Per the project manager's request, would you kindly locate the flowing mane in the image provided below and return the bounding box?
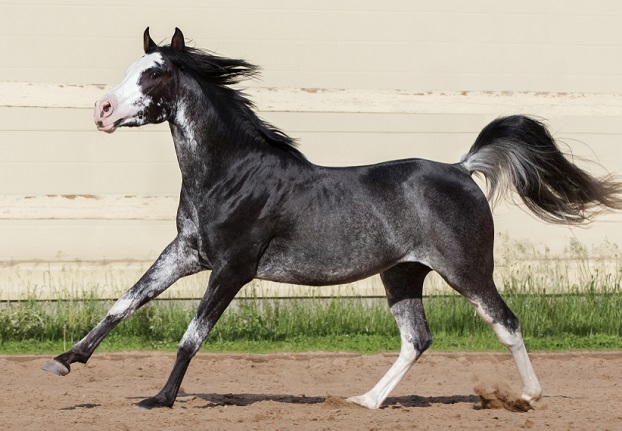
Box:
[158,45,308,162]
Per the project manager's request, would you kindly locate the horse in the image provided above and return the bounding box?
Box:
[43,27,622,410]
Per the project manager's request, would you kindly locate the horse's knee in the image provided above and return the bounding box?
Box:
[488,311,523,349]
[415,332,433,353]
[401,331,432,362]
[391,297,432,352]
[178,319,208,357]
[493,322,524,350]
[178,337,201,358]
[470,297,523,348]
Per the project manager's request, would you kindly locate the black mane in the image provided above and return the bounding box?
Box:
[158,45,307,162]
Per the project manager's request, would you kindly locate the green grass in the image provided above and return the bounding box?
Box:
[1,237,621,355]
[1,287,621,355]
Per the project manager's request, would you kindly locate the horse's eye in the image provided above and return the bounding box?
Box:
[150,71,161,80]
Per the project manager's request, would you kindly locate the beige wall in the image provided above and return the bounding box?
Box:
[3,1,622,92]
[1,1,622,298]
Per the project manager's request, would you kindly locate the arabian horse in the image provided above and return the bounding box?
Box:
[43,28,622,410]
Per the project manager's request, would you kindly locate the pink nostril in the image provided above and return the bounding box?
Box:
[99,100,114,118]
[94,97,117,127]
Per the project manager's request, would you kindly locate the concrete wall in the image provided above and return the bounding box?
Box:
[1,1,621,299]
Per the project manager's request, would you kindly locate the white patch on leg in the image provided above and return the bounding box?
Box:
[180,319,201,346]
[179,318,212,355]
[347,330,419,409]
[470,300,542,405]
[108,297,135,318]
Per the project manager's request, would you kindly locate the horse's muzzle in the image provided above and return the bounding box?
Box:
[94,96,120,133]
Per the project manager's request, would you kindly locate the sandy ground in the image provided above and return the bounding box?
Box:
[1,350,620,430]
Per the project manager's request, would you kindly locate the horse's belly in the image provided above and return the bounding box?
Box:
[255,261,379,286]
[255,241,405,286]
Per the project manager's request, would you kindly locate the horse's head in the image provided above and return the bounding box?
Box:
[94,28,183,133]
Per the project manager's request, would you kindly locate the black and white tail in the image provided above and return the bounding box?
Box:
[461,115,622,225]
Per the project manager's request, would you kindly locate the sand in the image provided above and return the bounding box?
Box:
[2,350,621,430]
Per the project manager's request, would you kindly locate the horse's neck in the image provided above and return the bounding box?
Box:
[169,86,255,191]
[169,114,204,187]
[169,81,306,195]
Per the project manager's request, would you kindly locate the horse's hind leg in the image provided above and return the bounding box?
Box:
[465,287,542,407]
[440,246,541,408]
[348,263,432,409]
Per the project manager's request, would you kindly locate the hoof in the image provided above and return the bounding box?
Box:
[521,394,540,410]
[134,396,173,410]
[133,403,151,411]
[41,359,70,376]
[521,387,542,409]
[346,395,380,409]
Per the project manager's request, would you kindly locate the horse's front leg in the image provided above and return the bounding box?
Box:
[135,266,251,409]
[42,237,202,376]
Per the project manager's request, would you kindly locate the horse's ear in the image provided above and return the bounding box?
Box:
[171,27,186,51]
[144,27,157,54]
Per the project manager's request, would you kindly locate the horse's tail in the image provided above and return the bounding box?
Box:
[461,115,622,225]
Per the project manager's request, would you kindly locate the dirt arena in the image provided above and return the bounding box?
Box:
[2,350,620,430]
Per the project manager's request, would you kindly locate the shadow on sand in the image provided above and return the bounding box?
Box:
[167,392,480,409]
